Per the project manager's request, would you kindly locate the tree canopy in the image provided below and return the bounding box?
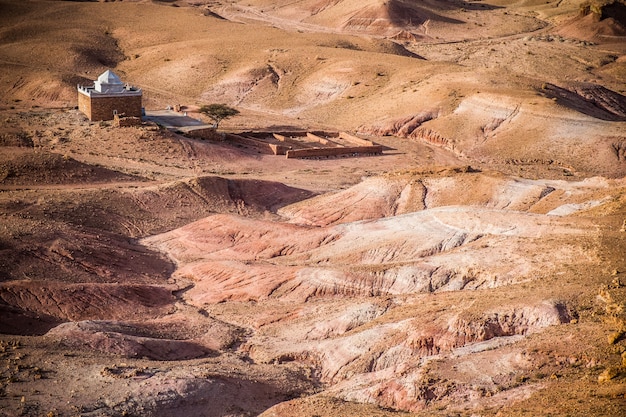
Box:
[199,104,240,129]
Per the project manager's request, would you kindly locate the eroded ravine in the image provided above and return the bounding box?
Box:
[133,169,617,413]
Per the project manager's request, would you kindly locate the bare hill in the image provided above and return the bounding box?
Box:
[0,150,143,185]
[216,0,543,39]
[278,169,624,225]
[557,0,626,41]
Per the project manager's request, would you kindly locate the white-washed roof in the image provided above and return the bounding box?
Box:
[94,69,125,93]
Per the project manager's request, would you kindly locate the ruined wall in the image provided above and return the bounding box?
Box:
[339,132,376,146]
[225,133,274,154]
[269,143,291,155]
[186,128,223,141]
[306,132,341,146]
[113,114,142,127]
[224,133,291,155]
[223,131,381,158]
[286,145,383,159]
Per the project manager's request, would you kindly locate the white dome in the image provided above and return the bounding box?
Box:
[97,70,123,85]
[94,70,125,93]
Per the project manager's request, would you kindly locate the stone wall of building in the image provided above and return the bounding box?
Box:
[78,93,142,121]
[78,93,92,120]
[89,95,142,121]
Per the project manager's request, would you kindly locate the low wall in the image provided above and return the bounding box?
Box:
[286,145,383,159]
[269,143,291,155]
[225,133,290,155]
[268,132,312,141]
[225,131,381,158]
[306,133,341,146]
[186,128,223,141]
[113,115,142,127]
[339,132,375,146]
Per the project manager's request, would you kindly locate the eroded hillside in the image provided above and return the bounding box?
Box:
[1,0,625,416]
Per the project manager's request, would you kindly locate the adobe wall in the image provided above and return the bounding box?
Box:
[269,143,291,155]
[78,93,92,120]
[223,131,381,158]
[225,133,290,155]
[286,145,383,159]
[272,132,334,142]
[225,133,275,154]
[186,128,223,141]
[339,132,375,146]
[89,95,142,121]
[113,114,142,127]
[306,132,341,146]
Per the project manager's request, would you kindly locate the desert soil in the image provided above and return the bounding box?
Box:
[1,0,626,416]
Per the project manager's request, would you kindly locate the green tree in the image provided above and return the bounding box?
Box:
[199,103,240,129]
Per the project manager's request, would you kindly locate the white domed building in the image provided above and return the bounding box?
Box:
[77,70,142,121]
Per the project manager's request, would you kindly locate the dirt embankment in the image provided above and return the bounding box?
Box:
[558,0,626,42]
